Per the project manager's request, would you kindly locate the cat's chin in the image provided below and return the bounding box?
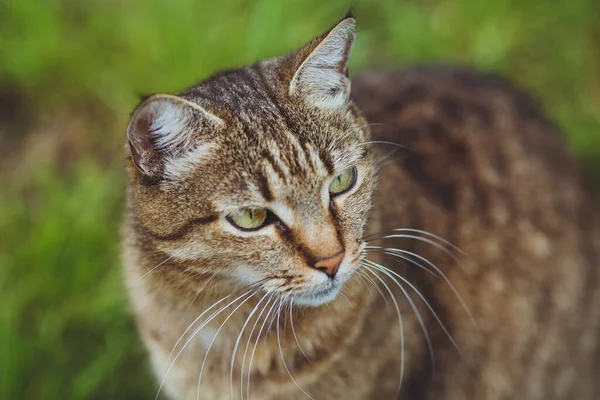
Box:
[292,283,342,307]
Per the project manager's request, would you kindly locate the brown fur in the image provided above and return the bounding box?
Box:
[123,18,600,399]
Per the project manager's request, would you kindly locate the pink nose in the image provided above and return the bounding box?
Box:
[314,252,344,279]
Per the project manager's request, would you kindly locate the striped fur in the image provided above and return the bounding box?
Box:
[123,17,600,400]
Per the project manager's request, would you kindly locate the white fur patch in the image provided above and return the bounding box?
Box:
[159,239,212,261]
[149,100,191,151]
[162,142,215,180]
[196,327,218,349]
[289,18,355,109]
[144,95,224,180]
[268,203,295,227]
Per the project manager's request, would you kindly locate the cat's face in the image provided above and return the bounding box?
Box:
[126,18,374,306]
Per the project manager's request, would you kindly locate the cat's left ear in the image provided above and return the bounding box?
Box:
[288,17,355,110]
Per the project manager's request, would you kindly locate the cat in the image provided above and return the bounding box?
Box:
[123,16,600,399]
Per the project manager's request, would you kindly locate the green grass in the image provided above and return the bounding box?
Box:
[0,164,154,399]
[1,0,599,399]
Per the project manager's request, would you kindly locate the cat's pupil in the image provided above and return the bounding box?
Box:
[227,208,268,231]
[329,167,356,195]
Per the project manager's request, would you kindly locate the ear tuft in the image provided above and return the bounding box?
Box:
[127,94,224,179]
[289,17,356,110]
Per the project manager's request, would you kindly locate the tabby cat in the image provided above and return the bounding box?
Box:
[123,16,600,399]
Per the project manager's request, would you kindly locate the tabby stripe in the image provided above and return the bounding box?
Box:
[278,135,305,177]
[137,214,218,241]
[255,64,288,118]
[255,64,313,179]
[299,141,317,173]
[285,129,314,174]
[328,202,346,255]
[261,149,287,183]
[319,147,335,174]
[255,171,274,201]
[255,64,302,145]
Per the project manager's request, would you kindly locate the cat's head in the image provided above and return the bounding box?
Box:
[126,17,375,307]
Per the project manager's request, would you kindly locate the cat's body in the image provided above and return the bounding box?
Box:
[123,18,600,399]
[352,68,600,398]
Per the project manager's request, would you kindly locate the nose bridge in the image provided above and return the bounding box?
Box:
[305,221,341,255]
[295,209,344,261]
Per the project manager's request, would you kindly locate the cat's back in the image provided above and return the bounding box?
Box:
[352,66,598,236]
[352,67,600,399]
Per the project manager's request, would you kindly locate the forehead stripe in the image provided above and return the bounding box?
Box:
[284,129,315,174]
[318,147,335,174]
[299,141,317,173]
[301,142,318,172]
[261,149,287,183]
[255,171,274,202]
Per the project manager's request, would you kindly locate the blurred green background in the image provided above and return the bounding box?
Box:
[1,0,598,398]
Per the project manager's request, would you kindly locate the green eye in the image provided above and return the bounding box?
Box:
[227,208,269,231]
[328,167,357,196]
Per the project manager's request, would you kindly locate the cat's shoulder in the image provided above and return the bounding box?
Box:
[352,66,592,215]
[351,65,549,127]
[351,65,573,177]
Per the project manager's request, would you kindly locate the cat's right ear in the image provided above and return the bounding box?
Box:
[288,17,356,110]
[127,94,224,179]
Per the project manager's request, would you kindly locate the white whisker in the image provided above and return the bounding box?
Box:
[373,150,402,170]
[240,295,275,400]
[368,233,463,264]
[197,289,260,400]
[367,259,462,356]
[365,228,467,256]
[360,140,410,151]
[155,288,254,400]
[277,296,315,400]
[266,295,281,335]
[391,228,468,256]
[247,295,280,400]
[166,294,231,364]
[365,231,474,287]
[339,289,353,307]
[290,297,311,363]
[361,265,404,397]
[363,259,436,371]
[369,246,474,324]
[354,272,372,295]
[357,260,388,305]
[229,291,271,399]
[357,122,387,130]
[133,249,182,285]
[365,248,439,277]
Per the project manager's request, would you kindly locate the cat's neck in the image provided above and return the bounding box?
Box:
[194,273,371,348]
[135,262,374,374]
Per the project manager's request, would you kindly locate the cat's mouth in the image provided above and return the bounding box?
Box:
[292,281,342,307]
[290,256,361,307]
